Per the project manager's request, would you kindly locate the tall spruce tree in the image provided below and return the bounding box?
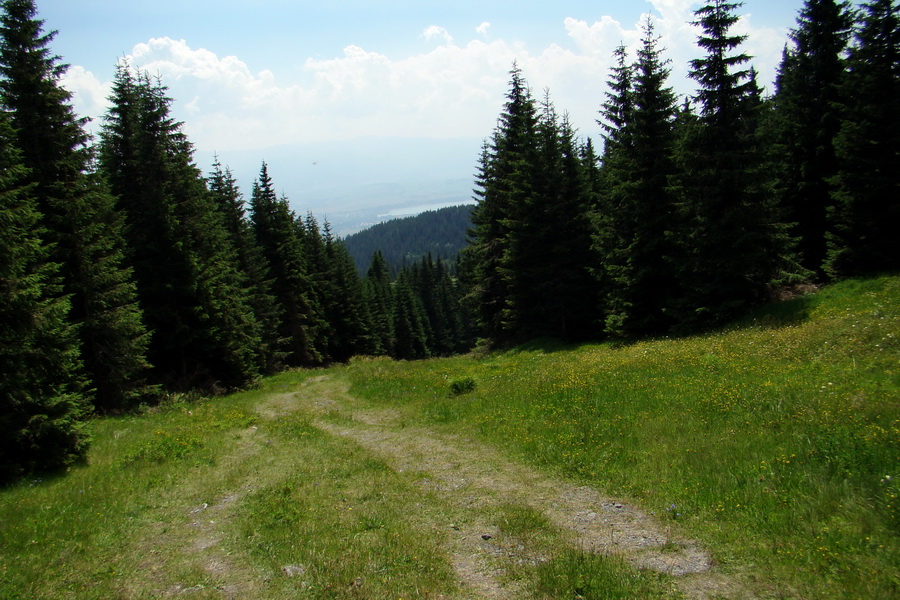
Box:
[303,215,373,362]
[597,21,680,337]
[325,225,375,360]
[363,250,394,355]
[0,116,89,482]
[773,0,854,276]
[0,0,153,410]
[463,63,540,345]
[248,163,322,366]
[391,270,430,360]
[533,107,598,339]
[207,158,284,372]
[99,67,261,391]
[670,0,797,330]
[826,0,900,277]
[593,44,634,325]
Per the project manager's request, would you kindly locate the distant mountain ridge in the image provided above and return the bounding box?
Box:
[343,205,473,274]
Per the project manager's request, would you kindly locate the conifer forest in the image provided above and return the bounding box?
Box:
[1,0,898,482]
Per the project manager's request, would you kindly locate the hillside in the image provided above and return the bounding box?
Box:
[1,275,897,599]
[342,204,472,274]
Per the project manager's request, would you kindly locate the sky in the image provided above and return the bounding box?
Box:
[36,0,809,227]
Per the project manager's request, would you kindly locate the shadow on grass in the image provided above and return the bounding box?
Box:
[505,337,581,355]
[736,292,818,330]
[485,276,897,357]
[502,292,821,356]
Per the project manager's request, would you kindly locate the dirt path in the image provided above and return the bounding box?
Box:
[120,373,748,599]
[120,424,274,598]
[301,375,750,600]
[120,391,311,598]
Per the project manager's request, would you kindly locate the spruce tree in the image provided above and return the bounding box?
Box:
[0,116,89,482]
[207,158,283,372]
[248,163,322,366]
[297,213,337,360]
[592,44,634,327]
[670,0,797,330]
[826,0,900,276]
[99,68,261,390]
[521,104,597,340]
[597,21,680,337]
[391,270,429,360]
[773,0,854,276]
[598,45,635,153]
[301,214,373,362]
[0,0,153,410]
[466,64,602,343]
[324,226,375,360]
[463,63,539,344]
[424,256,474,354]
[363,250,394,355]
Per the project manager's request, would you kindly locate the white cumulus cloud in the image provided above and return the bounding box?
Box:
[60,6,793,154]
[422,25,454,44]
[60,65,110,135]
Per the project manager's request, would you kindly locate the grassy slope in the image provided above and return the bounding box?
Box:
[0,275,896,599]
[0,376,460,599]
[345,275,899,598]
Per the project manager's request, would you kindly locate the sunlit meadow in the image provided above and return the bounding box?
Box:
[347,275,899,598]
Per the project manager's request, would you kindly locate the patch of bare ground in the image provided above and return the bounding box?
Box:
[302,375,754,600]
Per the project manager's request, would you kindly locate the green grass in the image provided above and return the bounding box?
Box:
[228,423,458,599]
[534,549,679,600]
[0,370,459,599]
[1,275,897,599]
[345,275,900,598]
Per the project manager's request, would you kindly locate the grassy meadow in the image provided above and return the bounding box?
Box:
[0,275,897,599]
[345,275,899,598]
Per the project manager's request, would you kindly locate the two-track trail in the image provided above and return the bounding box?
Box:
[121,373,750,599]
[299,375,749,600]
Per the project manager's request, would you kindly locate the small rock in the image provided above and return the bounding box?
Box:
[283,564,306,577]
[189,503,208,514]
[481,534,492,540]
[174,584,204,594]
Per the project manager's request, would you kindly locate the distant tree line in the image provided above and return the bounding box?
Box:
[343,204,472,275]
[463,0,898,346]
[1,0,897,482]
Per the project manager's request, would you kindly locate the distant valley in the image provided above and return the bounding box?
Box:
[194,136,481,235]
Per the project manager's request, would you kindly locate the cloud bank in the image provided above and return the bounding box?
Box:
[61,1,790,153]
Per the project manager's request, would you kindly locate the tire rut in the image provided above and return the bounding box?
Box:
[304,374,752,600]
[120,388,315,598]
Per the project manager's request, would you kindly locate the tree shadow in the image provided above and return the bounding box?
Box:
[732,292,818,331]
[493,287,822,355]
[505,337,580,355]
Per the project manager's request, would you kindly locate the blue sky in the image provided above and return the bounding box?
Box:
[36,1,809,225]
